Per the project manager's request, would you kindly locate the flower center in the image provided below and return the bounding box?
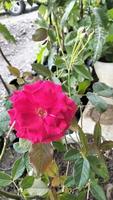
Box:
[36,107,47,118]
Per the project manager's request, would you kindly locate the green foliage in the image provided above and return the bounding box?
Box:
[0,1,113,200]
[0,23,15,42]
[12,157,26,180]
[86,92,108,112]
[88,156,109,181]
[74,65,93,81]
[26,178,49,196]
[74,157,90,188]
[13,139,31,154]
[0,172,12,187]
[32,63,52,78]
[52,141,66,152]
[90,180,107,200]
[32,28,48,41]
[20,176,34,190]
[64,149,80,161]
[61,0,76,27]
[93,82,113,97]
[94,122,101,147]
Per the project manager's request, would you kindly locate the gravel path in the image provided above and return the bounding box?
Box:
[0,8,39,89]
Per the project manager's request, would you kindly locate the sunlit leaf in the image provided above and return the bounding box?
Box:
[26,178,49,196]
[20,176,34,190]
[7,65,20,77]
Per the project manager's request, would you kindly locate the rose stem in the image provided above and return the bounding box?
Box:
[0,74,11,95]
[0,121,15,162]
[0,47,11,66]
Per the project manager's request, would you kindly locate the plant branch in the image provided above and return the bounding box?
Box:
[79,0,83,19]
[0,47,11,66]
[0,121,15,162]
[0,74,11,95]
[0,189,22,200]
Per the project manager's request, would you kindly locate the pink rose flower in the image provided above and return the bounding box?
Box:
[8,80,77,143]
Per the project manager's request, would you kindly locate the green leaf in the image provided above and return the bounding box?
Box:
[52,141,66,152]
[64,149,80,161]
[0,110,9,136]
[59,193,76,200]
[74,157,90,188]
[100,141,113,151]
[93,82,113,97]
[13,139,31,154]
[78,80,91,94]
[3,100,12,110]
[94,122,101,146]
[35,14,48,29]
[48,29,56,42]
[61,0,76,27]
[0,172,12,187]
[76,190,87,200]
[8,65,20,77]
[20,176,34,190]
[32,63,52,78]
[37,46,46,64]
[78,127,88,153]
[32,28,48,41]
[86,92,108,113]
[88,156,109,181]
[107,8,113,20]
[92,8,107,62]
[12,157,25,180]
[0,23,15,42]
[64,176,75,187]
[90,180,106,200]
[26,178,49,196]
[75,65,93,81]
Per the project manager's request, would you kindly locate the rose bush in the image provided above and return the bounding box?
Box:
[8,80,77,143]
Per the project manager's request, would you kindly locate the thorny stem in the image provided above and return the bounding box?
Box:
[0,74,11,95]
[0,121,15,162]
